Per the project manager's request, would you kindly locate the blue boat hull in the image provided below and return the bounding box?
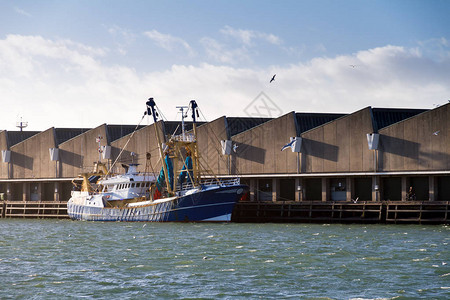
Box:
[67,185,247,222]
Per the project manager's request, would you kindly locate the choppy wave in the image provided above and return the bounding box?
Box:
[0,220,449,299]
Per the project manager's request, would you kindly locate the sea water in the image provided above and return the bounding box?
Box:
[0,220,448,299]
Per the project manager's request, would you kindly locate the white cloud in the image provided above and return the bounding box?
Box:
[220,25,282,46]
[14,7,32,17]
[200,37,250,64]
[143,30,194,56]
[0,35,107,79]
[417,37,450,61]
[108,25,135,40]
[1,35,449,132]
[201,26,283,64]
[271,45,450,113]
[106,25,136,55]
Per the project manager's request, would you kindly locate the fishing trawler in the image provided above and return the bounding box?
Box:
[67,98,247,222]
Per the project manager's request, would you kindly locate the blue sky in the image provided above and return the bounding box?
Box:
[1,0,449,130]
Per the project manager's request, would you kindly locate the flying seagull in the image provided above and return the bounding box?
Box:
[281,139,295,151]
[433,130,440,136]
[270,74,276,83]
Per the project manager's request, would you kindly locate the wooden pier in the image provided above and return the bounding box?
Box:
[1,201,69,219]
[232,201,449,224]
[386,201,449,224]
[0,200,449,224]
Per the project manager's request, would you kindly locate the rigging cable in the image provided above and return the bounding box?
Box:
[107,113,146,175]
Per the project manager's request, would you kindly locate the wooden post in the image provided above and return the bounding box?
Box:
[37,183,42,201]
[295,178,302,202]
[322,178,328,202]
[250,179,255,202]
[346,177,352,202]
[272,178,278,202]
[54,182,61,201]
[372,176,379,202]
[6,183,12,201]
[23,182,29,202]
[429,176,435,201]
[401,176,407,201]
[256,179,260,202]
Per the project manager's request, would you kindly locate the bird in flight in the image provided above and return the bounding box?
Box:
[433,130,440,136]
[270,74,276,83]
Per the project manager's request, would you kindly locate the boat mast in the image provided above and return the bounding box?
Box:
[190,100,200,183]
[176,106,188,140]
[146,98,173,195]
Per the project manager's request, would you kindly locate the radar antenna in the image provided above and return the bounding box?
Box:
[16,117,28,132]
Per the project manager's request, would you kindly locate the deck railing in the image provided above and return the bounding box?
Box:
[179,177,241,191]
